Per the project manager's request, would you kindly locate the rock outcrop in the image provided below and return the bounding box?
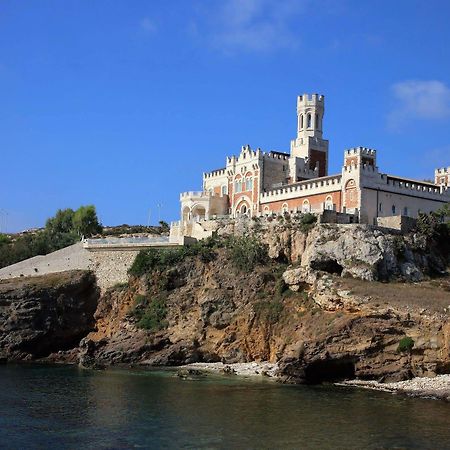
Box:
[1,222,449,386]
[0,270,99,361]
[78,222,450,383]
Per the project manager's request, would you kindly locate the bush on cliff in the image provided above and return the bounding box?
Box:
[397,336,415,353]
[132,295,168,331]
[129,237,219,277]
[297,213,317,233]
[224,235,268,271]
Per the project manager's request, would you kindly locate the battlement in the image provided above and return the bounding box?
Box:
[180,191,223,200]
[204,168,226,179]
[297,93,324,105]
[435,167,450,175]
[261,174,342,200]
[264,151,290,161]
[345,147,377,157]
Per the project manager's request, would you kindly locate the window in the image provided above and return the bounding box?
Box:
[392,205,396,215]
[307,114,312,128]
[245,177,252,191]
[235,180,242,193]
[379,202,383,212]
[315,113,319,129]
[403,207,408,216]
[300,114,304,129]
[325,196,333,211]
[302,199,310,213]
[282,203,289,213]
[221,185,227,195]
[241,205,247,215]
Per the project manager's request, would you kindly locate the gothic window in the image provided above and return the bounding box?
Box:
[307,114,312,128]
[235,180,242,193]
[245,177,253,191]
[325,195,333,210]
[302,199,310,213]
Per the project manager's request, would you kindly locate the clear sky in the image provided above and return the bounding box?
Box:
[1,0,450,232]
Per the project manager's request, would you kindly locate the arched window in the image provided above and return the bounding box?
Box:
[263,206,270,216]
[392,205,396,215]
[282,203,289,213]
[245,177,253,191]
[235,180,242,193]
[300,114,304,129]
[325,196,333,211]
[307,114,312,128]
[315,113,319,129]
[241,204,247,215]
[302,199,310,213]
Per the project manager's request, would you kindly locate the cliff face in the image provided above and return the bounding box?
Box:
[80,223,450,383]
[1,222,448,384]
[0,270,99,360]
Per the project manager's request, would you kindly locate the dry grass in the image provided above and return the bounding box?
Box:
[335,276,450,314]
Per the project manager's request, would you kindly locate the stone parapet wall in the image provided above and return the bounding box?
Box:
[0,243,91,280]
[89,250,140,291]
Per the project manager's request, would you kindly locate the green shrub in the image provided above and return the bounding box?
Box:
[298,213,317,232]
[133,295,168,331]
[254,299,284,324]
[225,235,268,271]
[128,238,218,277]
[397,336,415,353]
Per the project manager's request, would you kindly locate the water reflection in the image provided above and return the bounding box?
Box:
[0,365,449,449]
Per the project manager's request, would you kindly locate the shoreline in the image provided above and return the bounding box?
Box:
[177,361,279,378]
[338,374,450,401]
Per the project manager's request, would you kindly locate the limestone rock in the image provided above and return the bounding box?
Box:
[0,270,99,361]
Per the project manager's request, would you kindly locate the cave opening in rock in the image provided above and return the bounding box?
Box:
[310,259,344,275]
[304,358,356,383]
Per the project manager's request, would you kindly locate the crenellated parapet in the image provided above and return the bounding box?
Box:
[204,168,227,179]
[261,174,342,202]
[345,147,377,157]
[297,93,324,107]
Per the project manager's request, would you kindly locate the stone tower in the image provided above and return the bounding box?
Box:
[290,93,329,177]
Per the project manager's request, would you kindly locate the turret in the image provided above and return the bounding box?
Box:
[435,167,450,186]
[290,93,329,177]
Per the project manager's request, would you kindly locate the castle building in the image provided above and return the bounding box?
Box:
[174,94,450,235]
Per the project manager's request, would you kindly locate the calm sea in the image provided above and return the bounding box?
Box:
[0,364,449,449]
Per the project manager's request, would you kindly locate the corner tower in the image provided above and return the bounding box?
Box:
[290,93,329,177]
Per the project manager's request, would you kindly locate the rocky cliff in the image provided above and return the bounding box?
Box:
[1,221,449,384]
[0,270,99,361]
[78,222,450,383]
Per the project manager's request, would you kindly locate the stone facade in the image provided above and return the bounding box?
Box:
[173,93,450,239]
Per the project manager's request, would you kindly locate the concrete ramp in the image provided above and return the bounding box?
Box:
[0,243,91,280]
[0,235,190,291]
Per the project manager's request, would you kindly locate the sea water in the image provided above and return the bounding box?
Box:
[0,364,449,449]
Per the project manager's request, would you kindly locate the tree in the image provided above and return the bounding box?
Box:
[72,205,103,237]
[45,208,75,234]
[159,220,170,233]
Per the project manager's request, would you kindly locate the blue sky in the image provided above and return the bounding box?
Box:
[1,0,450,232]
